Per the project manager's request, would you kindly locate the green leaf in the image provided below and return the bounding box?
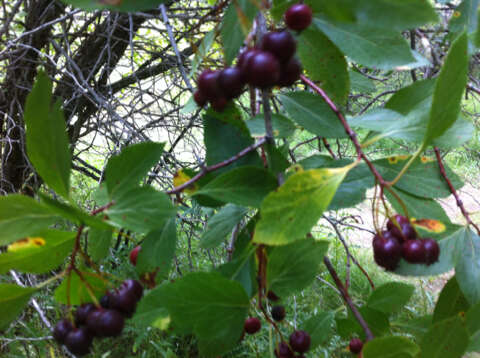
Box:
[193,167,277,208]
[106,186,176,234]
[246,114,297,138]
[132,284,170,329]
[456,229,480,304]
[367,282,415,314]
[54,270,108,305]
[152,272,249,357]
[253,165,351,245]
[24,71,71,198]
[0,195,58,246]
[279,92,347,138]
[373,156,463,199]
[200,204,248,249]
[0,230,75,274]
[267,239,329,297]
[105,142,165,197]
[221,0,258,65]
[190,30,216,77]
[60,0,168,12]
[0,284,37,330]
[314,17,415,70]
[87,228,112,262]
[449,0,480,37]
[344,307,390,339]
[466,301,480,334]
[424,32,469,146]
[136,218,177,278]
[349,70,376,93]
[297,26,349,104]
[217,247,256,297]
[363,336,420,358]
[419,316,469,358]
[433,276,469,323]
[303,312,335,350]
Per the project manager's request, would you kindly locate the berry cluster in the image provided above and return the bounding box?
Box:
[349,338,363,355]
[373,214,440,271]
[53,279,144,356]
[193,3,313,112]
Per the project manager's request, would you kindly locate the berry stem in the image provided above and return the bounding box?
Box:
[387,145,424,186]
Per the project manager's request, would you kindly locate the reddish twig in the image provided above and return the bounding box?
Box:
[90,201,114,216]
[323,256,374,341]
[167,136,268,195]
[434,147,480,235]
[322,137,337,159]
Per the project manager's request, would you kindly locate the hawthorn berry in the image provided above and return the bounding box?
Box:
[237,48,260,73]
[289,330,311,353]
[64,327,93,356]
[197,69,221,100]
[211,97,229,112]
[100,294,110,309]
[244,317,261,334]
[349,338,363,354]
[275,341,294,358]
[121,279,144,301]
[271,305,286,321]
[86,309,125,337]
[218,67,245,99]
[108,288,137,318]
[193,90,207,107]
[53,319,74,344]
[285,3,313,32]
[129,245,141,266]
[402,239,426,263]
[387,214,416,241]
[261,31,297,63]
[423,238,440,265]
[245,51,281,88]
[75,303,96,325]
[278,57,302,87]
[372,232,402,271]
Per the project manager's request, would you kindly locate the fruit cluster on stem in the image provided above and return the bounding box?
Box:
[53,279,144,356]
[373,214,440,271]
[349,338,364,355]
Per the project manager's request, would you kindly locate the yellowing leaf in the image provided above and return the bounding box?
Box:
[173,170,197,194]
[8,237,46,252]
[413,219,446,233]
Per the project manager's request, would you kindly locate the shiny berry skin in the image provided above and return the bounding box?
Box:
[53,319,74,344]
[349,338,363,354]
[197,69,221,100]
[387,215,416,241]
[402,240,426,263]
[261,31,297,63]
[372,232,402,271]
[108,288,137,318]
[271,305,286,321]
[86,309,125,337]
[285,4,313,32]
[237,49,260,72]
[289,330,311,353]
[278,57,302,87]
[267,290,280,301]
[423,238,440,265]
[75,303,96,325]
[244,317,261,334]
[100,294,110,309]
[246,51,281,88]
[64,327,93,356]
[121,279,144,301]
[275,341,294,358]
[193,90,207,107]
[218,67,245,99]
[211,97,229,112]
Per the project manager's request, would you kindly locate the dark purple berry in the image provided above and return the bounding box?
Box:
[244,317,261,334]
[75,303,96,326]
[197,69,221,100]
[402,240,426,263]
[387,215,416,241]
[53,319,74,344]
[218,67,245,99]
[423,238,440,265]
[237,48,259,72]
[121,279,144,301]
[278,57,302,87]
[64,327,93,356]
[289,330,311,353]
[261,31,297,63]
[211,97,229,112]
[372,232,402,271]
[108,288,137,318]
[349,338,363,354]
[86,309,124,337]
[246,51,281,88]
[275,341,294,358]
[271,305,286,321]
[285,4,313,32]
[193,90,207,107]
[100,294,110,309]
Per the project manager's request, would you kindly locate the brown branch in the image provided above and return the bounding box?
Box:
[167,136,268,195]
[322,137,337,159]
[434,147,480,235]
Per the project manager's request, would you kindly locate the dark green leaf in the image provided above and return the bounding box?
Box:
[87,228,112,262]
[0,195,58,246]
[345,307,390,339]
[136,218,177,278]
[419,316,469,358]
[297,26,349,104]
[60,0,168,12]
[424,32,469,146]
[200,204,248,249]
[246,114,297,138]
[279,92,347,138]
[106,186,175,234]
[433,276,469,323]
[132,284,170,329]
[267,239,329,297]
[193,167,277,208]
[363,336,419,358]
[0,230,75,274]
[54,270,108,305]
[367,282,415,314]
[190,30,216,77]
[349,70,376,93]
[217,247,256,297]
[24,72,71,198]
[0,284,37,330]
[456,229,480,304]
[303,312,335,349]
[466,301,480,334]
[253,165,350,245]
[105,142,165,197]
[449,0,480,37]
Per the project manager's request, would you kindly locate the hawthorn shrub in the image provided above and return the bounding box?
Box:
[1,0,480,357]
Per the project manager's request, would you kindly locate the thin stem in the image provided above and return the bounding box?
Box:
[388,146,424,186]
